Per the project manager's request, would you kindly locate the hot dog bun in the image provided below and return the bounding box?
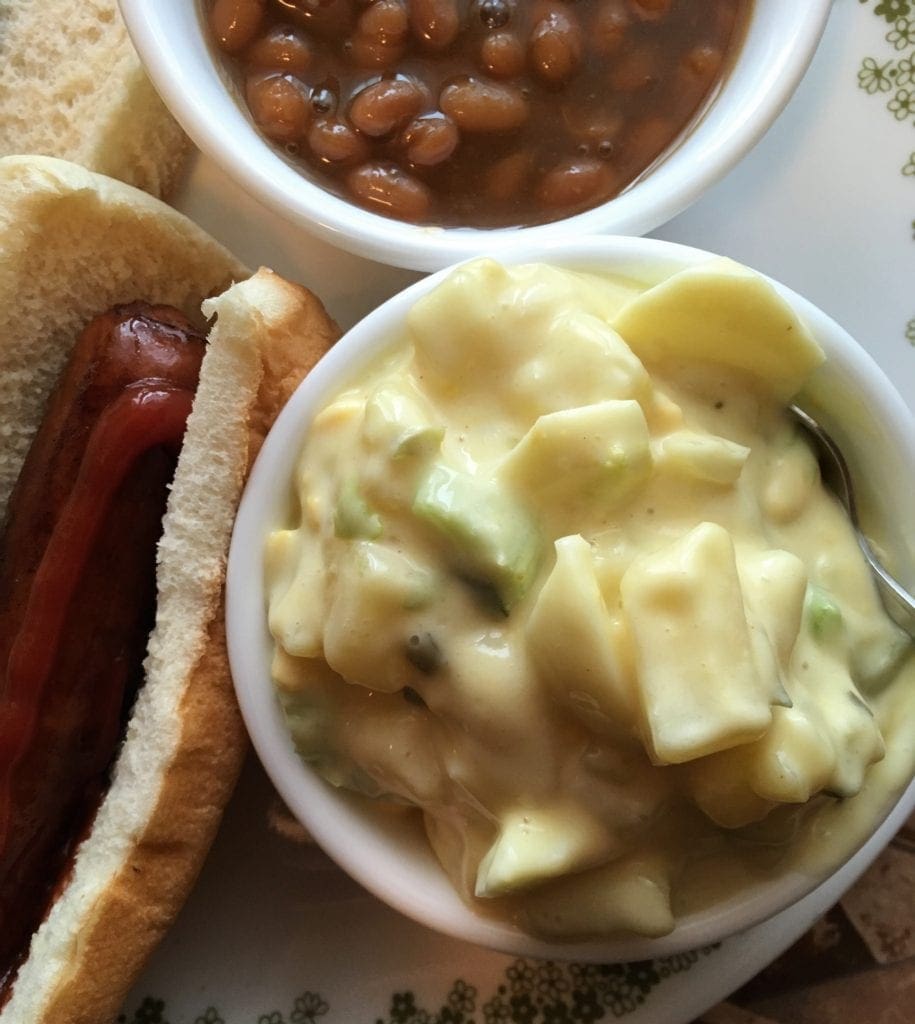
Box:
[0,156,340,1024]
[0,1,190,197]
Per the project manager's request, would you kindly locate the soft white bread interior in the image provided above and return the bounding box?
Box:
[0,154,247,514]
[0,158,340,1023]
[0,0,190,197]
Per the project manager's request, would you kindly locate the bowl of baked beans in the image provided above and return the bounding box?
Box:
[120,1,832,270]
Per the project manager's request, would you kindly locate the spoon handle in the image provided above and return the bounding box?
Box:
[789,404,915,640]
[857,536,915,638]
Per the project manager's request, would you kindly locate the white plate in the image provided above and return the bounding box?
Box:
[122,2,915,1021]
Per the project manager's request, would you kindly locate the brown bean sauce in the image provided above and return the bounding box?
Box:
[207,0,751,228]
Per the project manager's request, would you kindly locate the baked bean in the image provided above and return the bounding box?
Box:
[440,77,528,132]
[608,46,660,92]
[349,78,424,136]
[362,0,410,36]
[246,73,312,141]
[308,118,370,163]
[485,150,532,202]
[245,25,313,74]
[529,9,583,87]
[592,1,630,57]
[357,0,410,45]
[210,0,750,227]
[562,102,624,147]
[410,0,460,51]
[346,0,410,66]
[683,44,724,84]
[536,157,616,208]
[400,114,460,166]
[624,114,675,168]
[628,0,674,22]
[347,162,432,219]
[671,43,724,113]
[285,0,354,39]
[347,32,401,68]
[480,31,525,78]
[210,0,265,54]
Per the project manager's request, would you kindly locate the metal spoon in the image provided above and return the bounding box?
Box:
[790,404,915,639]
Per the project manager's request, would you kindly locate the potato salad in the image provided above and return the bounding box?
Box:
[266,259,915,938]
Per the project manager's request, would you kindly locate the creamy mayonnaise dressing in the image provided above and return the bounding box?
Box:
[266,259,915,938]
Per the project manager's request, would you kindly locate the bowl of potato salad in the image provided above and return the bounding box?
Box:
[226,238,915,961]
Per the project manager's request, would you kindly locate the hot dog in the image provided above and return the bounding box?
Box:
[0,156,339,1024]
[0,304,206,984]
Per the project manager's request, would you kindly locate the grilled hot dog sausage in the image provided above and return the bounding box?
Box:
[0,304,206,991]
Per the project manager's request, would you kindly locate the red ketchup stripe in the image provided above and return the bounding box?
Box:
[0,383,194,846]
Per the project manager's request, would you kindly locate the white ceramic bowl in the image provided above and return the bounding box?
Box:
[226,236,915,962]
[120,1,831,272]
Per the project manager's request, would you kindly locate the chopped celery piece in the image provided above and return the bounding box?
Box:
[501,400,651,519]
[413,463,542,612]
[805,585,844,642]
[334,476,382,539]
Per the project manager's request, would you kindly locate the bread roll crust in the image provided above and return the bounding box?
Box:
[0,0,190,197]
[0,160,340,1023]
[34,617,244,1024]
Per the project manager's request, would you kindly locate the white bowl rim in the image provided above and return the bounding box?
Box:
[119,0,833,272]
[225,235,915,962]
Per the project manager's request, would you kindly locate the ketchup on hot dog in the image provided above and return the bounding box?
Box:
[0,305,206,992]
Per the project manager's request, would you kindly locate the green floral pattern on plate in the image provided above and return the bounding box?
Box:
[858,0,915,341]
[118,952,717,1024]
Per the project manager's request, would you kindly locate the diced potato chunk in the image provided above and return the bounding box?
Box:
[685,674,885,827]
[310,396,364,432]
[684,702,837,827]
[683,745,776,829]
[358,383,445,512]
[652,430,749,487]
[408,259,652,423]
[501,400,652,523]
[620,522,782,764]
[747,705,838,804]
[816,681,885,797]
[334,698,447,805]
[266,527,325,658]
[527,535,638,737]
[475,802,617,897]
[613,259,824,399]
[362,382,444,461]
[323,542,438,691]
[762,439,820,523]
[737,549,808,667]
[519,854,674,938]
